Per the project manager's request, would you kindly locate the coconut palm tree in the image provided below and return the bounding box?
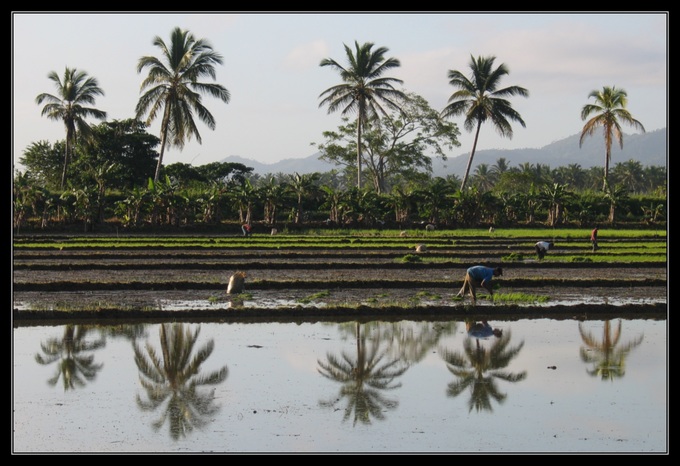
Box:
[35,67,107,189]
[610,159,645,194]
[441,55,528,192]
[490,157,511,179]
[319,41,406,190]
[135,27,231,183]
[579,85,646,190]
[471,163,496,191]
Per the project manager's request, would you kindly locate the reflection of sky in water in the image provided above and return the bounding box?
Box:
[13,318,667,453]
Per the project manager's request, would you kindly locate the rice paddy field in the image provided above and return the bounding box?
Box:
[12,227,667,324]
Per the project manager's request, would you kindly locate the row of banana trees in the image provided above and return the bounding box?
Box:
[13,169,666,233]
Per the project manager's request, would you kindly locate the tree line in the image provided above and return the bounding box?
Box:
[15,27,665,233]
[13,144,666,233]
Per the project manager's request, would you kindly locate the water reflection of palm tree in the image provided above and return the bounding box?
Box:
[134,323,229,440]
[318,322,409,426]
[34,324,105,391]
[441,330,526,413]
[578,319,644,381]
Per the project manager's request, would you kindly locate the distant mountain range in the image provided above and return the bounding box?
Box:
[221,128,667,177]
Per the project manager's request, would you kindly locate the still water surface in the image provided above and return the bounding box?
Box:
[12,317,667,454]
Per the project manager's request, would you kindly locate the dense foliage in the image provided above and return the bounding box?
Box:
[13,153,666,233]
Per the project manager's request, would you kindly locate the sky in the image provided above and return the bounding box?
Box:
[12,12,668,172]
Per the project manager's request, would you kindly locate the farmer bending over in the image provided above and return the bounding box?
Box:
[535,241,554,260]
[455,265,503,305]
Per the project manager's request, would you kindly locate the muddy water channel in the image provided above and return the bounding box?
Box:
[12,317,667,453]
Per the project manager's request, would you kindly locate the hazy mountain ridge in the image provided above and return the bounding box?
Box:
[221,128,667,177]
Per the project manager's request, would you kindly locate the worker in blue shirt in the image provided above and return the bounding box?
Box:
[455,265,503,305]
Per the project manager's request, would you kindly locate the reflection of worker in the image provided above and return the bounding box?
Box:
[590,227,599,252]
[455,265,502,305]
[535,241,554,260]
[467,320,503,338]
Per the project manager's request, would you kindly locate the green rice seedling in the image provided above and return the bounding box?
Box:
[228,292,253,305]
[503,252,525,262]
[415,291,441,300]
[492,292,550,303]
[297,290,330,304]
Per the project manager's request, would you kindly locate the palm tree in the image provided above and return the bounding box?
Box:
[471,163,496,191]
[319,41,406,190]
[643,165,667,195]
[579,85,646,190]
[441,55,529,192]
[35,67,107,189]
[610,159,645,194]
[489,157,511,179]
[554,163,586,190]
[135,27,231,183]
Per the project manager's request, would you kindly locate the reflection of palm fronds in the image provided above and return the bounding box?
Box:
[134,323,229,440]
[579,320,644,381]
[34,325,105,391]
[441,331,527,413]
[318,325,409,426]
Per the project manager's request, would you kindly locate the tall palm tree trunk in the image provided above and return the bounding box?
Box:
[154,109,172,183]
[603,148,612,190]
[61,126,75,189]
[356,123,362,189]
[356,103,365,190]
[61,143,69,189]
[154,140,166,183]
[461,122,482,191]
